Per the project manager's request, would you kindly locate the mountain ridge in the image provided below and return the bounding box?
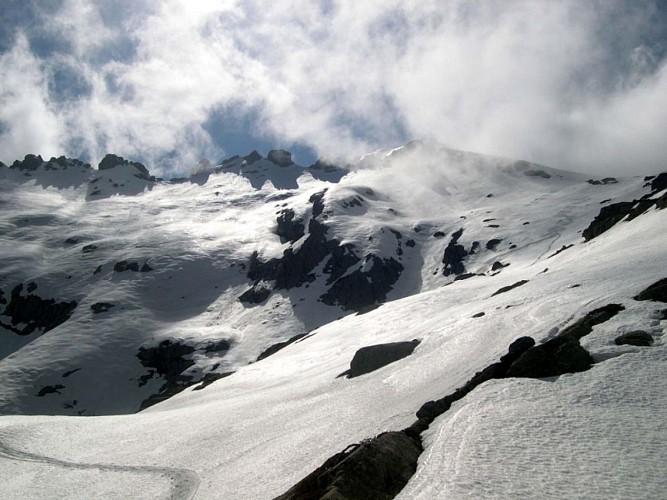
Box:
[0,141,665,499]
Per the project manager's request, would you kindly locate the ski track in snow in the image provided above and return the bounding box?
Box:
[0,439,199,500]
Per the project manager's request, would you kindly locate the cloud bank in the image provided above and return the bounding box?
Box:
[0,0,666,176]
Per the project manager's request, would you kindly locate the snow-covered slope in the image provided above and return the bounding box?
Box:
[0,141,665,499]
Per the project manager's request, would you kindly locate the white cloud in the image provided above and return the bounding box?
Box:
[1,0,666,176]
[0,34,61,163]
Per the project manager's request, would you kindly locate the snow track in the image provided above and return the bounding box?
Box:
[0,439,199,500]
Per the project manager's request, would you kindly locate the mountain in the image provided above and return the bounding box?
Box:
[0,141,665,499]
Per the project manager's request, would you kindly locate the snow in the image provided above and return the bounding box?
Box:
[0,142,665,498]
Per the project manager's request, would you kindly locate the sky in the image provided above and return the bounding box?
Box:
[0,0,666,177]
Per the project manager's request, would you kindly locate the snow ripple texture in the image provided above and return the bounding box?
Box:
[397,342,667,500]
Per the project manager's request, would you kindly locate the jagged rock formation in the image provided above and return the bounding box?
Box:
[246,190,404,311]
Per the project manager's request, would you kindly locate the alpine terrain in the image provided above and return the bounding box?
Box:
[0,140,665,499]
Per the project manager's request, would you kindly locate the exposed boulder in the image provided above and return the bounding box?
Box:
[486,238,502,250]
[506,337,593,378]
[340,339,420,378]
[634,278,667,302]
[615,331,654,347]
[491,261,508,271]
[275,431,421,500]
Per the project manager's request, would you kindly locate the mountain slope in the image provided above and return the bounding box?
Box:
[0,141,665,499]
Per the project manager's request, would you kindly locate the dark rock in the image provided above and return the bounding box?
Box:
[472,312,485,318]
[140,262,153,272]
[491,279,529,296]
[587,177,618,185]
[341,339,420,378]
[551,339,595,373]
[201,339,232,353]
[442,228,468,276]
[137,340,195,379]
[256,333,308,361]
[649,172,667,193]
[93,265,102,275]
[524,169,551,179]
[91,302,114,314]
[82,244,98,253]
[136,339,196,410]
[11,154,43,171]
[486,238,502,250]
[506,335,594,379]
[0,284,77,336]
[275,431,421,500]
[356,303,382,315]
[62,368,81,378]
[64,237,80,245]
[615,331,654,347]
[507,336,536,356]
[309,189,327,218]
[634,278,667,302]
[405,239,416,247]
[239,285,271,304]
[191,371,235,391]
[433,231,446,238]
[506,344,561,378]
[275,209,305,243]
[491,261,507,271]
[36,385,65,397]
[557,303,625,341]
[243,150,262,165]
[98,153,150,179]
[320,255,403,311]
[267,149,293,167]
[114,260,140,272]
[26,282,37,293]
[454,273,479,281]
[582,193,667,241]
[548,244,574,258]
